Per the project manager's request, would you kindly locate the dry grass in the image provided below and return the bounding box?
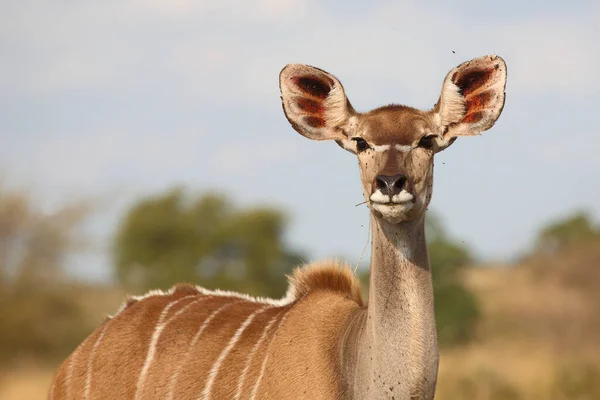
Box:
[0,366,54,400]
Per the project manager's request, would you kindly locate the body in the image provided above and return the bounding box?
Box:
[49,264,362,399]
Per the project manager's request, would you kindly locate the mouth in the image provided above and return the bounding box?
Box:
[369,191,415,218]
[369,190,414,206]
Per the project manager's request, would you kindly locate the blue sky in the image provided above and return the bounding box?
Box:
[1,1,599,282]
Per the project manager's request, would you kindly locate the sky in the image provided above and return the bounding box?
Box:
[1,0,599,282]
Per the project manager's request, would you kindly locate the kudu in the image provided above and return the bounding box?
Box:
[49,55,507,399]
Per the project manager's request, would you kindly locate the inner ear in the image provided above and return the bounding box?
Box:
[435,55,507,139]
[280,64,355,142]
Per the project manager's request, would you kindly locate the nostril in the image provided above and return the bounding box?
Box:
[394,176,407,190]
[376,177,387,190]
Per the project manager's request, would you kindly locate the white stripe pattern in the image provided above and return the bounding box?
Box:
[372,144,391,152]
[395,144,413,152]
[166,300,240,400]
[48,381,55,400]
[234,309,284,400]
[134,295,198,400]
[249,307,291,400]
[65,333,91,400]
[200,306,270,400]
[83,323,109,399]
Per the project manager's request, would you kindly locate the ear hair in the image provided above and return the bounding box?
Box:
[436,79,466,128]
[280,64,356,142]
[434,55,507,142]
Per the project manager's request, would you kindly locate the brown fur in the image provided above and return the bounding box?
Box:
[49,262,363,399]
[288,261,363,306]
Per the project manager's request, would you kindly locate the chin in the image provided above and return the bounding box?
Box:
[370,202,415,224]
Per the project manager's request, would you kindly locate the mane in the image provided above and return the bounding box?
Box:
[110,260,363,319]
[287,260,363,306]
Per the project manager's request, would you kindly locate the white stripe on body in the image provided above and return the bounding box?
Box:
[200,306,270,400]
[134,295,199,400]
[65,331,93,400]
[48,380,55,400]
[166,300,241,400]
[234,309,285,400]
[249,307,292,400]
[83,322,109,399]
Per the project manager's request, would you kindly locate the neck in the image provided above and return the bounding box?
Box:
[341,214,438,399]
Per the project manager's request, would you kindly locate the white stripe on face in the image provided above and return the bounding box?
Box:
[395,144,413,152]
[371,144,390,152]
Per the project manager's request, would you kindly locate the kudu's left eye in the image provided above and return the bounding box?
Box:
[418,134,437,149]
[352,137,370,152]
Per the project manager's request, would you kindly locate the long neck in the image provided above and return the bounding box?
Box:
[342,214,438,399]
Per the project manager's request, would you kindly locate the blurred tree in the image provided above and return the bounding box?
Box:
[536,211,599,254]
[426,212,480,347]
[114,189,305,298]
[0,180,90,364]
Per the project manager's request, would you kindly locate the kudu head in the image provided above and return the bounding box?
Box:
[280,55,507,223]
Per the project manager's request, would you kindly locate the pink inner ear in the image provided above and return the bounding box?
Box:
[289,75,334,130]
[304,116,326,128]
[296,98,323,114]
[452,68,495,96]
[453,64,501,124]
[293,76,332,99]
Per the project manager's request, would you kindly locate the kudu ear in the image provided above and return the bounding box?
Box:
[280,64,357,151]
[432,55,507,150]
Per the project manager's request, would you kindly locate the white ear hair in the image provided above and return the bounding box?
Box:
[434,55,507,140]
[436,79,466,127]
[280,64,356,142]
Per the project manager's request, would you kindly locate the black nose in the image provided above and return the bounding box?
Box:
[375,174,407,197]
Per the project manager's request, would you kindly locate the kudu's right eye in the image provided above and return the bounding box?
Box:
[352,137,370,152]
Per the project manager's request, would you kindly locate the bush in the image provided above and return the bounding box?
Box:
[0,286,89,365]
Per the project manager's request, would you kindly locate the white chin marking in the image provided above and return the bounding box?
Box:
[371,202,414,222]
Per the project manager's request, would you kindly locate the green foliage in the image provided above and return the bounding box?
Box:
[433,281,479,346]
[426,213,480,347]
[536,211,599,254]
[114,189,304,297]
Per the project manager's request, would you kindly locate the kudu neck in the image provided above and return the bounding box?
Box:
[343,213,438,399]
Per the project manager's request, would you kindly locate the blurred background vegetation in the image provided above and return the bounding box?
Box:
[1,181,599,399]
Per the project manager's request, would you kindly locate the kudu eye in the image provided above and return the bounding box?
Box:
[418,134,437,150]
[352,137,370,153]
